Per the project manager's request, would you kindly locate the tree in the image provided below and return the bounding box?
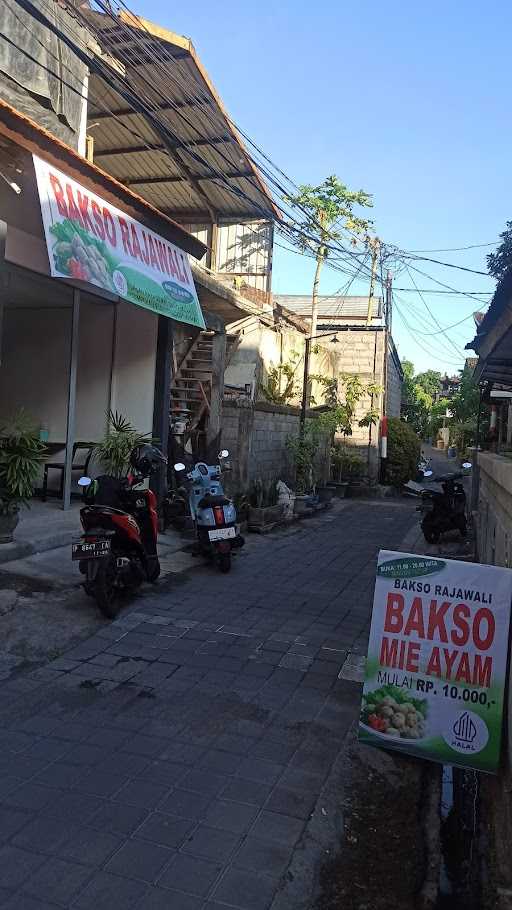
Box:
[286,176,373,339]
[487,221,512,281]
[415,370,441,399]
[401,360,433,435]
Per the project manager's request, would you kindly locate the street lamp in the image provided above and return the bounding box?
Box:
[300,332,339,433]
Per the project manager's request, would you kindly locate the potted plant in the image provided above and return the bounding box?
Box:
[0,411,47,543]
[286,430,318,515]
[94,410,153,478]
[328,444,365,496]
[248,479,283,532]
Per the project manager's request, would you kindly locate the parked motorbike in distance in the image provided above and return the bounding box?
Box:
[72,444,166,618]
[173,450,244,572]
[417,462,472,544]
[416,452,432,481]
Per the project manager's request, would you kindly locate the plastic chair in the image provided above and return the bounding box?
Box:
[41,442,94,501]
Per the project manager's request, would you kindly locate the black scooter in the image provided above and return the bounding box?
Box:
[416,465,471,544]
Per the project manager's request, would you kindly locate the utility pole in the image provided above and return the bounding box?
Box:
[366,237,380,325]
[379,271,392,484]
[310,211,327,340]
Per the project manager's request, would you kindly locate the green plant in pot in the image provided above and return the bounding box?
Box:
[287,426,319,495]
[248,478,282,530]
[94,411,153,478]
[0,411,47,543]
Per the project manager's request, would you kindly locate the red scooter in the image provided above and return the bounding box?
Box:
[72,444,166,618]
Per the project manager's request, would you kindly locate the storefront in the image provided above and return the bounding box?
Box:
[0,98,206,507]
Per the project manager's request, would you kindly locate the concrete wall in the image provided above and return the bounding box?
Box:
[387,348,402,418]
[222,399,329,492]
[110,301,158,436]
[473,452,512,907]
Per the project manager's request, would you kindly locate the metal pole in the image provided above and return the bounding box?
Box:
[300,336,310,436]
[63,288,80,510]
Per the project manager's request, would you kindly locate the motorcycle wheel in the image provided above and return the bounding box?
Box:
[423,528,440,544]
[219,553,231,573]
[95,556,121,619]
[148,561,161,583]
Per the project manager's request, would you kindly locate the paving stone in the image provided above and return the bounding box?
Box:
[115,780,170,809]
[181,824,239,863]
[23,856,91,904]
[212,868,279,910]
[220,779,273,807]
[197,749,242,775]
[2,894,59,910]
[159,852,221,896]
[159,789,213,821]
[237,758,285,786]
[0,845,45,889]
[264,786,316,820]
[89,801,150,836]
[4,783,55,812]
[137,812,195,849]
[0,807,32,844]
[105,837,173,882]
[233,835,292,876]
[137,887,203,910]
[180,770,229,797]
[73,770,128,799]
[73,871,148,910]
[44,791,104,823]
[60,825,122,866]
[249,811,305,846]
[203,799,259,834]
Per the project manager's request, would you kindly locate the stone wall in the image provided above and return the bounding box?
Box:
[387,347,402,418]
[473,452,512,908]
[222,399,329,493]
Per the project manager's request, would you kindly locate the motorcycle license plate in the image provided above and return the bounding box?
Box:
[208,527,236,541]
[72,539,111,560]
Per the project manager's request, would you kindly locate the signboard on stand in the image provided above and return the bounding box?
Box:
[33,155,205,329]
[359,550,512,773]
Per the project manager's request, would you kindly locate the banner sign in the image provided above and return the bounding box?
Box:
[359,550,512,772]
[33,155,205,328]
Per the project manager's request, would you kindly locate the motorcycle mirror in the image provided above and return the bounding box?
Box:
[462,462,472,470]
[78,476,92,487]
[174,463,186,472]
[219,449,229,459]
[423,470,434,478]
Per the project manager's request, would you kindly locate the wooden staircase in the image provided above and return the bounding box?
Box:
[171,331,213,433]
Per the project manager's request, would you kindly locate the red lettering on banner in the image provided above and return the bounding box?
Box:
[91,201,105,240]
[140,231,150,266]
[427,601,450,642]
[49,174,68,217]
[168,247,179,279]
[452,603,470,646]
[118,217,133,256]
[380,636,398,667]
[443,648,459,679]
[426,646,442,677]
[404,597,426,638]
[130,224,142,261]
[103,208,116,247]
[148,235,159,270]
[473,654,492,687]
[473,608,495,651]
[405,641,420,672]
[155,238,169,274]
[384,593,404,634]
[76,192,95,235]
[177,251,188,283]
[66,184,83,227]
[455,652,471,683]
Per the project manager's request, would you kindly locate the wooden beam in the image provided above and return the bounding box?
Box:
[94,136,231,158]
[90,96,212,121]
[124,170,253,187]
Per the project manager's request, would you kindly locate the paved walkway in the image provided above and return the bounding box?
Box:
[0,500,416,910]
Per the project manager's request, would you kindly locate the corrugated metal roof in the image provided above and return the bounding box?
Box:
[273,295,383,320]
[86,12,277,222]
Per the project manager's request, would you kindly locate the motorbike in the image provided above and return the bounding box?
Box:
[72,444,166,618]
[415,463,472,544]
[416,452,432,481]
[173,450,244,572]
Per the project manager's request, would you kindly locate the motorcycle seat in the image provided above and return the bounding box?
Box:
[435,472,462,482]
[198,494,230,508]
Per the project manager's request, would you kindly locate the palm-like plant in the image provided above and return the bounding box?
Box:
[94,411,153,479]
[0,411,47,513]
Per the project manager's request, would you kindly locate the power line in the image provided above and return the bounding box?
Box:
[408,241,498,253]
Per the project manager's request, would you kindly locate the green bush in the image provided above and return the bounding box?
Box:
[387,417,420,487]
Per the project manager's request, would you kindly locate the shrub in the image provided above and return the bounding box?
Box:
[331,443,365,481]
[387,417,420,487]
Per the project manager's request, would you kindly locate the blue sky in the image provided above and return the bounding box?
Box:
[145,0,509,374]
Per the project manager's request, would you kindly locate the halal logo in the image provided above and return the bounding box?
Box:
[443,710,489,755]
[452,712,477,744]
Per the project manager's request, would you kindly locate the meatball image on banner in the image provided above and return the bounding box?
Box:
[359,550,512,772]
